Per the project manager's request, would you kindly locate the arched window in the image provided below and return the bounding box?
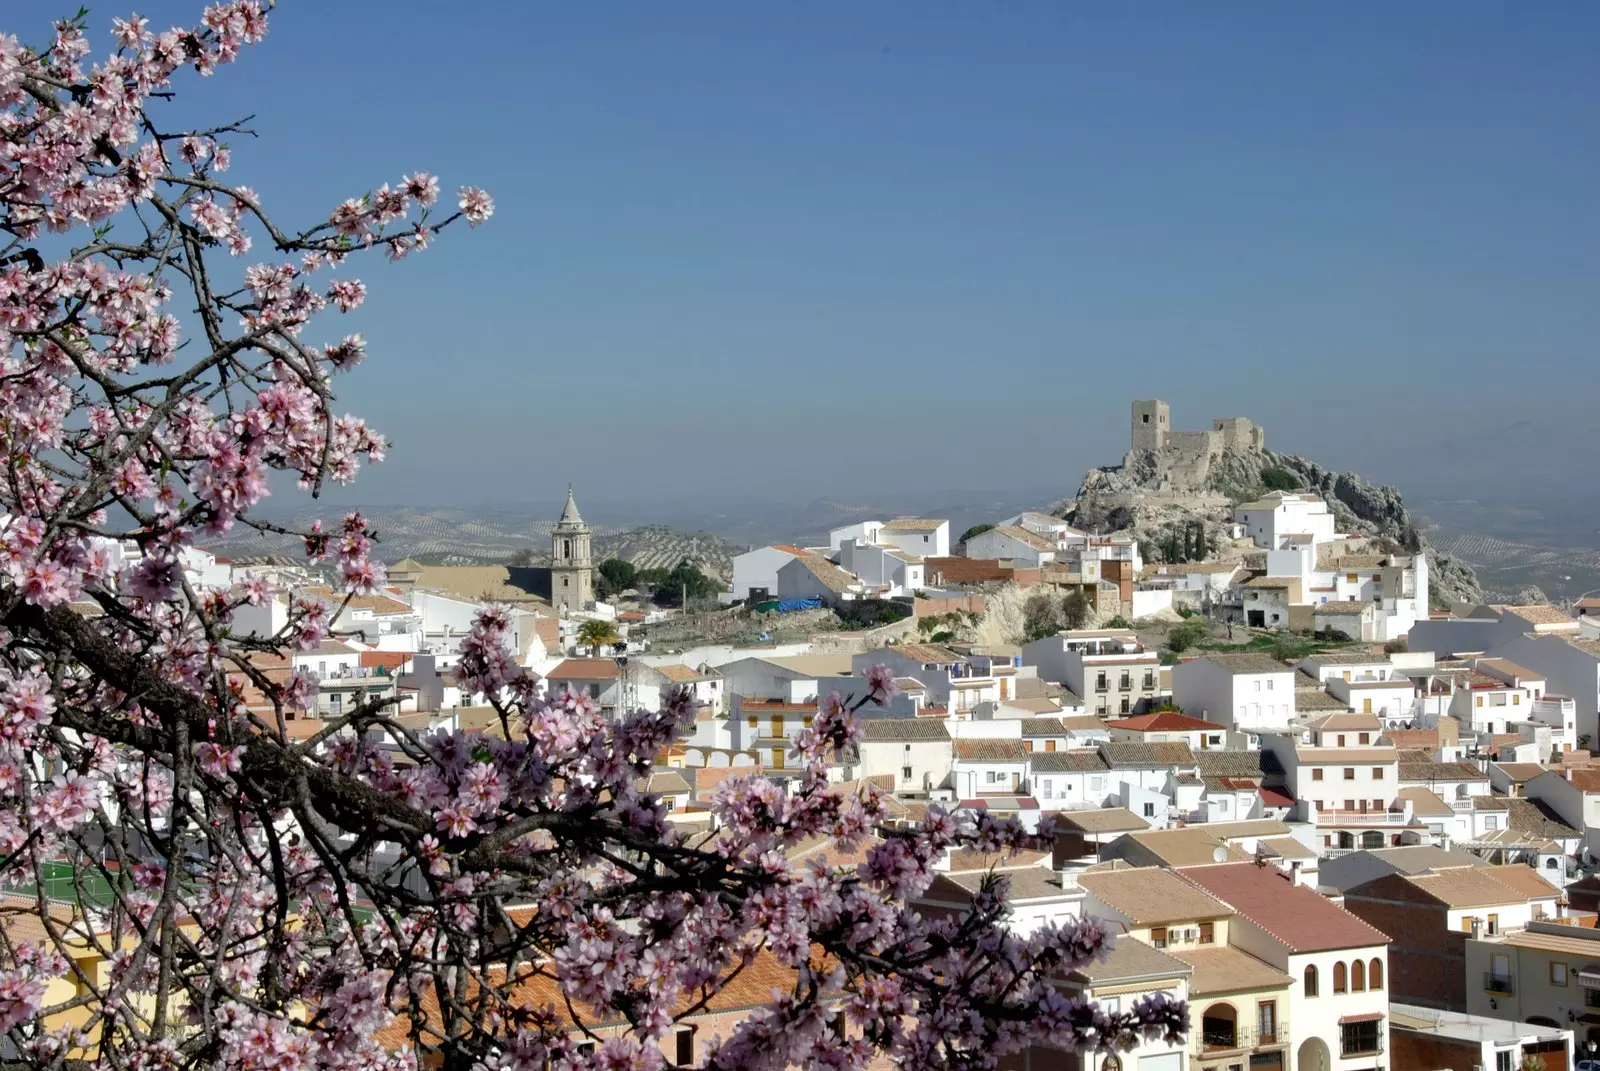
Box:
[1332,962,1347,994]
[1547,857,1561,870]
[1303,965,1318,997]
[1351,960,1365,991]
[1369,958,1384,990]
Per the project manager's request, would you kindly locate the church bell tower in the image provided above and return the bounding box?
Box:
[550,485,593,613]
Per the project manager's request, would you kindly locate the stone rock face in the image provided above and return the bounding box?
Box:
[1059,447,1484,609]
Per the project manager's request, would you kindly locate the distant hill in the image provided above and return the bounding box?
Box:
[205,506,740,581]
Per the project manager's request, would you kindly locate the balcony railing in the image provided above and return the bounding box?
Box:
[1340,1038,1384,1059]
[1484,972,1514,995]
[1317,810,1408,826]
[1192,1022,1289,1055]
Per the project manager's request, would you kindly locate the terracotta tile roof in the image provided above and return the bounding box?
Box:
[1031,750,1111,773]
[1257,835,1316,861]
[1078,867,1232,925]
[1399,760,1489,783]
[1100,741,1196,768]
[1179,863,1390,953]
[1199,653,1290,675]
[1504,796,1580,838]
[651,663,705,684]
[1018,716,1068,736]
[859,717,950,742]
[1304,651,1392,666]
[953,739,1029,762]
[1067,934,1193,987]
[886,643,965,665]
[1051,807,1147,834]
[546,658,620,681]
[1477,864,1562,900]
[988,525,1057,553]
[1395,786,1454,818]
[788,555,857,593]
[1172,946,1293,996]
[1304,712,1383,732]
[945,848,1051,873]
[1108,711,1227,733]
[1493,762,1546,783]
[1194,752,1271,778]
[1116,828,1252,868]
[1243,576,1295,589]
[1380,728,1440,750]
[1497,604,1577,627]
[1476,658,1543,682]
[1398,866,1557,908]
[359,650,410,672]
[1316,601,1375,616]
[305,586,412,615]
[882,518,945,532]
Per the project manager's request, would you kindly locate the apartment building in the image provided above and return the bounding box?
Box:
[1464,918,1600,1046]
[1022,630,1162,718]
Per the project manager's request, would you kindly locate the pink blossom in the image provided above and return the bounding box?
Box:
[457,186,494,225]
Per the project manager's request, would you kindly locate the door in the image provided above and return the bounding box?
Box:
[771,715,784,739]
[1363,698,1373,714]
[999,679,1009,701]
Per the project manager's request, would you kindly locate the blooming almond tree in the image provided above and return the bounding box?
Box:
[0,7,1186,1071]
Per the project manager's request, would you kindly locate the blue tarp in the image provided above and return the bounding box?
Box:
[773,598,824,613]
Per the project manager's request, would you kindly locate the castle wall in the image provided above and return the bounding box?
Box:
[1164,429,1221,485]
[1131,399,1169,454]
[1213,417,1265,452]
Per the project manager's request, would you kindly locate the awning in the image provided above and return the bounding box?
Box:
[1577,963,1600,989]
[1338,1013,1385,1024]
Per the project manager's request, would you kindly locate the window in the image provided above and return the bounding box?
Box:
[1343,768,1355,780]
[1257,1001,1277,1044]
[1266,678,1274,691]
[1513,693,1521,705]
[1337,734,1346,746]
[1042,782,1053,799]
[1254,680,1261,692]
[1496,1052,1514,1071]
[1332,962,1347,993]
[1120,672,1131,690]
[1096,673,1108,692]
[771,748,784,770]
[1552,962,1569,987]
[1151,927,1168,948]
[1102,997,1120,1015]
[1199,921,1215,944]
[1460,917,1473,934]
[1476,695,1484,708]
[675,1028,695,1066]
[1120,697,1130,715]
[986,771,998,784]
[1484,815,1498,830]
[1363,698,1372,714]
[1359,732,1370,744]
[1046,740,1057,752]
[1303,965,1318,997]
[1346,572,1358,584]
[902,766,912,781]
[1487,913,1499,936]
[1025,740,1035,752]
[1339,1021,1381,1058]
[1143,802,1155,818]
[1144,672,1155,689]
[1369,957,1383,990]
[1312,768,1324,781]
[747,715,758,728]
[1372,768,1384,780]
[1351,960,1365,991]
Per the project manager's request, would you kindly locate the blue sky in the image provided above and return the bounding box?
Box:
[14,2,1600,509]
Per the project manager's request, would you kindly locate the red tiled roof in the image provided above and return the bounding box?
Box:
[1259,787,1296,808]
[1179,863,1390,953]
[546,658,620,681]
[360,651,410,672]
[1109,711,1227,733]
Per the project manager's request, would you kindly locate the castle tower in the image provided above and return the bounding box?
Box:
[1132,399,1170,454]
[550,485,593,613]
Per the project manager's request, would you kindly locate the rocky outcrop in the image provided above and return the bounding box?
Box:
[1060,447,1483,609]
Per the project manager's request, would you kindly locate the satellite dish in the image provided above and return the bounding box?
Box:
[1213,845,1229,863]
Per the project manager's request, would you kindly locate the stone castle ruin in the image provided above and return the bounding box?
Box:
[1130,399,1265,486]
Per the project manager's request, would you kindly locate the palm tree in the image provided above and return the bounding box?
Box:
[577,619,620,654]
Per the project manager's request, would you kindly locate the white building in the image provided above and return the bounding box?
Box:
[1171,653,1297,734]
[725,544,810,603]
[1235,492,1338,550]
[877,518,950,559]
[836,538,925,597]
[963,524,1058,567]
[1180,863,1393,1071]
[1022,630,1162,719]
[850,717,953,796]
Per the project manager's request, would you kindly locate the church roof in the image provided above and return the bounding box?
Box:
[557,485,585,527]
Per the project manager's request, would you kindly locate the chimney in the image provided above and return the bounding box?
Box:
[1058,867,1079,890]
[1470,917,1482,939]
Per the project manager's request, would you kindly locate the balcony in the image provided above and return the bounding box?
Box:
[1339,1028,1384,1059]
[1316,809,1409,826]
[1192,1022,1290,1056]
[1483,972,1514,995]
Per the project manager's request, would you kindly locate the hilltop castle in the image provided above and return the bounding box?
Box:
[1130,399,1265,486]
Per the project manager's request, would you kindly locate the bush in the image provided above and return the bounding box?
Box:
[1167,619,1207,654]
[1105,615,1134,630]
[959,523,996,544]
[1260,467,1299,492]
